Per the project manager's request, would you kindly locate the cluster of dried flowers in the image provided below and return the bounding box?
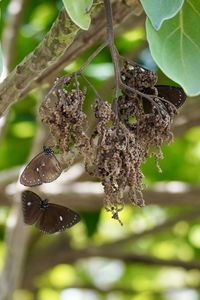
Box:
[39,77,91,168]
[39,61,183,223]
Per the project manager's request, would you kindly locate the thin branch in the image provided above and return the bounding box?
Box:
[104,0,121,100]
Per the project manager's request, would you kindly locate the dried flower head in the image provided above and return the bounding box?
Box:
[39,77,91,167]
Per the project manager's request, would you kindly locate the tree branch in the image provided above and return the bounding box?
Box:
[0,102,51,300]
[21,240,200,290]
[0,8,81,114]
[0,1,143,115]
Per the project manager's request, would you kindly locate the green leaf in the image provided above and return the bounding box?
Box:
[81,211,101,237]
[146,0,200,96]
[0,44,3,76]
[141,0,184,30]
[62,0,93,30]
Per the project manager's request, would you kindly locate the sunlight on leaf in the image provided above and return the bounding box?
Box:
[152,241,177,259]
[98,207,132,241]
[11,121,36,138]
[85,63,114,80]
[146,0,200,96]
[132,294,154,300]
[49,264,76,288]
[189,225,200,247]
[30,4,56,30]
[0,242,5,271]
[157,269,186,288]
[64,61,79,72]
[38,288,60,300]
[123,27,145,42]
[176,243,194,261]
[186,270,200,286]
[185,127,200,143]
[0,207,8,224]
[62,0,93,30]
[173,221,189,237]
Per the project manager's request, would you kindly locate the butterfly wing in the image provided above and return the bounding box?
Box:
[142,85,186,114]
[20,152,44,186]
[20,151,62,187]
[36,203,81,234]
[38,153,62,184]
[156,85,186,109]
[22,191,42,225]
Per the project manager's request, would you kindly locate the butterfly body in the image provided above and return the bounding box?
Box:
[40,199,49,210]
[22,191,81,233]
[20,147,62,187]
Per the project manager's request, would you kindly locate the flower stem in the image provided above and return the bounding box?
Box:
[103,0,122,124]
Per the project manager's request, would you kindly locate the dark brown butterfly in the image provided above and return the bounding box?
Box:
[141,85,186,114]
[22,191,81,233]
[20,146,62,187]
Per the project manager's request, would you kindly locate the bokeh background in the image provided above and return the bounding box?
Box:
[1,1,200,300]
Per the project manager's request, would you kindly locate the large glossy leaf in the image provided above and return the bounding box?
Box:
[146,0,200,96]
[141,0,184,30]
[62,0,93,30]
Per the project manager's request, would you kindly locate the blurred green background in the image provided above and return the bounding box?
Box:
[1,1,200,300]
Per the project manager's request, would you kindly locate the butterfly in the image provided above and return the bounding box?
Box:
[22,190,81,233]
[141,85,186,114]
[20,146,62,187]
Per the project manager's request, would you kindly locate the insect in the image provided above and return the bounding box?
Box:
[22,190,81,233]
[20,146,62,187]
[141,85,187,114]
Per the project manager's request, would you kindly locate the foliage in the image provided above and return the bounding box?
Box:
[140,0,184,30]
[62,0,93,30]
[145,0,200,96]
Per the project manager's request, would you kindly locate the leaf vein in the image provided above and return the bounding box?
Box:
[183,32,200,52]
[187,0,200,17]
